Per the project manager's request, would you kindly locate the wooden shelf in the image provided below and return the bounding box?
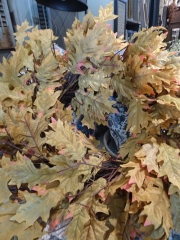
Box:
[127,18,141,25]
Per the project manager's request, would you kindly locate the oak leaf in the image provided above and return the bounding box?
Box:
[0,82,32,106]
[157,143,180,189]
[0,169,11,204]
[34,90,60,116]
[5,108,48,153]
[119,131,151,159]
[121,160,146,188]
[0,202,43,240]
[10,191,59,228]
[14,20,32,45]
[138,179,172,236]
[46,119,86,160]
[65,178,107,240]
[82,215,109,240]
[78,71,110,92]
[72,89,115,128]
[26,27,58,57]
[107,175,128,196]
[54,101,73,123]
[0,55,33,90]
[2,152,60,189]
[35,52,62,86]
[111,75,136,100]
[124,27,166,57]
[127,98,151,134]
[95,3,117,22]
[134,142,159,173]
[82,11,95,34]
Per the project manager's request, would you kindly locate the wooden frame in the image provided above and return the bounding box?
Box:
[0,0,53,50]
[0,0,15,49]
[114,0,127,38]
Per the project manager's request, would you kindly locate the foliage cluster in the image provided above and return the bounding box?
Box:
[0,3,180,240]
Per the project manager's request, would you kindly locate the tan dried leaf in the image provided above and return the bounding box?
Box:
[157,143,180,189]
[134,142,159,173]
[0,169,11,204]
[14,20,33,45]
[46,119,86,160]
[0,202,43,240]
[10,191,59,228]
[72,89,115,128]
[127,98,151,134]
[2,152,60,189]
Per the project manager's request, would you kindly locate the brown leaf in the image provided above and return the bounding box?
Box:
[10,191,59,228]
[0,169,11,204]
[121,160,146,188]
[0,202,43,240]
[157,143,180,189]
[2,152,60,189]
[127,98,151,134]
[134,142,159,173]
[46,119,86,160]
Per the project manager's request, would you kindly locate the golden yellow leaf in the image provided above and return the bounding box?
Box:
[157,95,180,112]
[157,143,180,189]
[82,11,95,34]
[127,98,151,134]
[0,169,11,204]
[26,27,58,57]
[137,179,172,236]
[34,90,60,116]
[65,178,107,240]
[119,131,150,159]
[124,27,166,57]
[95,3,117,22]
[14,20,33,45]
[111,75,135,100]
[78,71,109,92]
[0,214,42,240]
[121,160,146,188]
[10,191,59,228]
[2,152,60,189]
[72,89,115,128]
[0,202,43,240]
[35,52,61,86]
[82,215,109,240]
[54,101,73,123]
[46,119,86,160]
[0,55,32,90]
[134,143,159,173]
[107,175,129,196]
[0,83,32,107]
[6,108,48,153]
[67,207,90,240]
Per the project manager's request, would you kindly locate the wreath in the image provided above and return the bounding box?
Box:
[0,3,180,240]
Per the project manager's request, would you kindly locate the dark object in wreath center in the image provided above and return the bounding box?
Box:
[36,0,88,12]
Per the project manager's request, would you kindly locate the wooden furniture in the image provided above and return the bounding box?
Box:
[114,0,150,41]
[169,8,180,29]
[114,0,127,38]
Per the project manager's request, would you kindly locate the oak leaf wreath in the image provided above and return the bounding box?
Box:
[0,3,179,240]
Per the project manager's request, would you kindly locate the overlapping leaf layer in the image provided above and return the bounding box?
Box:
[0,3,180,240]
